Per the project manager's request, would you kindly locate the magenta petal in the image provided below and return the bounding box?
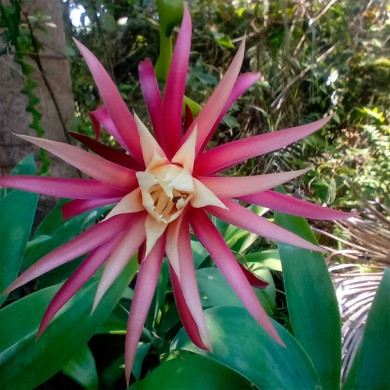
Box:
[3,214,131,294]
[37,235,122,337]
[124,235,165,385]
[74,39,143,162]
[17,134,137,190]
[62,197,121,220]
[240,190,356,220]
[70,132,144,171]
[207,198,324,252]
[182,38,246,155]
[190,209,283,345]
[195,116,332,175]
[162,5,192,157]
[170,264,209,350]
[0,176,125,199]
[139,59,163,145]
[238,263,269,289]
[198,168,309,198]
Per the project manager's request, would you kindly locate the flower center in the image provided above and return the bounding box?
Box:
[136,163,194,224]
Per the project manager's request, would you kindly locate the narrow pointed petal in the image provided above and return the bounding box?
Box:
[162,5,192,157]
[190,209,283,345]
[195,116,332,175]
[204,72,261,149]
[16,134,137,190]
[238,263,269,289]
[240,190,356,220]
[182,37,246,155]
[0,176,125,199]
[139,58,163,144]
[3,214,131,295]
[170,265,209,350]
[69,132,144,171]
[38,235,122,337]
[104,188,143,220]
[199,168,310,198]
[191,178,227,209]
[184,104,194,132]
[74,39,143,161]
[62,197,121,220]
[165,217,182,277]
[124,236,165,385]
[134,114,167,166]
[207,198,324,252]
[93,213,146,309]
[144,215,168,258]
[172,127,197,172]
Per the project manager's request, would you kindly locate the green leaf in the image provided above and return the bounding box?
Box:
[275,203,341,390]
[0,258,139,389]
[130,351,252,390]
[172,306,321,389]
[343,269,390,390]
[0,156,38,306]
[62,345,98,390]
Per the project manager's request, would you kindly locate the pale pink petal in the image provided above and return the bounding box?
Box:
[92,213,146,309]
[144,215,168,258]
[198,168,310,198]
[191,178,227,209]
[104,188,143,220]
[37,235,123,337]
[170,265,209,350]
[172,127,197,173]
[0,176,125,199]
[124,236,166,385]
[165,217,182,277]
[62,197,122,220]
[3,214,132,294]
[195,116,332,175]
[16,134,136,190]
[202,72,261,150]
[70,132,144,171]
[240,190,356,220]
[207,199,324,252]
[189,209,283,345]
[162,4,192,157]
[139,59,163,145]
[182,37,246,155]
[74,39,143,161]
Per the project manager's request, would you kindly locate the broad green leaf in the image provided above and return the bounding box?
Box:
[0,156,38,306]
[0,258,139,390]
[62,345,98,390]
[172,306,321,389]
[130,351,252,390]
[343,269,390,390]
[275,205,341,390]
[191,240,209,268]
[132,342,151,381]
[244,249,282,271]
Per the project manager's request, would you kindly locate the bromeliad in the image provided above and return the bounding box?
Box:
[0,4,353,384]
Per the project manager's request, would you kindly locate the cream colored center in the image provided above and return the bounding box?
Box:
[136,163,194,224]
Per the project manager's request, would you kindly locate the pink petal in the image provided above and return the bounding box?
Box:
[195,116,332,175]
[62,197,121,220]
[240,190,356,220]
[139,59,163,145]
[0,176,125,199]
[202,72,261,151]
[37,235,123,337]
[182,37,246,156]
[189,209,283,345]
[207,198,324,252]
[162,4,192,157]
[93,213,146,309]
[3,214,132,294]
[124,235,165,385]
[170,264,209,350]
[184,104,194,132]
[17,134,137,190]
[238,263,269,289]
[74,39,143,162]
[198,168,310,198]
[70,132,144,171]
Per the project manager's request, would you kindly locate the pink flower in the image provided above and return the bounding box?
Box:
[0,5,353,384]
